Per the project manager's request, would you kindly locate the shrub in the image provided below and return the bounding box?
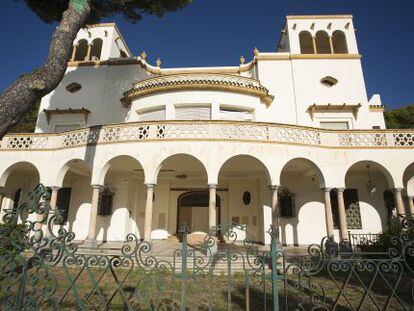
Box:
[359,218,414,268]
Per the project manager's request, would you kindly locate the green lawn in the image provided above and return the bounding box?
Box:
[1,259,412,310]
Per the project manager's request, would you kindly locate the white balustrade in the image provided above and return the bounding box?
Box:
[2,121,414,150]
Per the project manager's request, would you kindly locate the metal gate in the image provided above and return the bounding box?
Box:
[0,184,413,310]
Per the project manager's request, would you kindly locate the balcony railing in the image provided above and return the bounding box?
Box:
[1,120,414,150]
[348,232,382,252]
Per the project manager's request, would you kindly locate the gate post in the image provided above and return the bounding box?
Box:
[269,225,280,311]
[180,224,189,311]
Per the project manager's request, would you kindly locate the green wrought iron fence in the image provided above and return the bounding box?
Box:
[0,184,413,310]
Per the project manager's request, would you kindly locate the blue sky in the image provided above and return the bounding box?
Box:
[0,0,412,109]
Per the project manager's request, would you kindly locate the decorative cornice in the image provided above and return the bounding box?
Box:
[286,15,353,20]
[369,105,385,111]
[122,73,274,107]
[86,23,116,28]
[308,103,362,120]
[290,54,361,60]
[67,53,360,71]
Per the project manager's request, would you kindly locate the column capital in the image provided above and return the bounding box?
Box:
[268,185,280,191]
[145,183,157,189]
[48,186,60,191]
[336,188,346,194]
[322,187,332,193]
[208,183,218,189]
[394,187,404,193]
[91,184,104,190]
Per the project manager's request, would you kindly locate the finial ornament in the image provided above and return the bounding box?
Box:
[140,51,147,60]
[156,58,162,67]
[253,47,259,56]
[239,56,245,65]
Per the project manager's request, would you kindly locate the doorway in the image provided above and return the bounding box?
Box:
[177,191,221,233]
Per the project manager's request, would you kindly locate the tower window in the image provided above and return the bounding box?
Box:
[120,49,128,58]
[315,31,331,54]
[332,30,348,54]
[74,39,88,61]
[90,38,103,61]
[299,31,314,54]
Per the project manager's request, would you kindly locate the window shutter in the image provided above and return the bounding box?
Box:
[175,106,211,120]
[279,191,295,218]
[138,108,165,121]
[56,188,71,224]
[330,190,340,229]
[330,189,362,229]
[344,189,362,229]
[13,189,22,211]
[98,188,114,216]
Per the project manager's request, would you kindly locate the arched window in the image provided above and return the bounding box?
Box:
[299,31,314,54]
[332,30,348,54]
[315,31,331,54]
[90,38,103,60]
[74,39,88,61]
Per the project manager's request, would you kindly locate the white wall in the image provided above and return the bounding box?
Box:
[36,64,152,133]
[35,16,386,131]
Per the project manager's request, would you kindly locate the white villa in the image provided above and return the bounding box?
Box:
[1,14,413,247]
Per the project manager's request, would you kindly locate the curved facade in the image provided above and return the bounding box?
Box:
[0,15,413,247]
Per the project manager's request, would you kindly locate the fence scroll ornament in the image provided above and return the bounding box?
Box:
[0,184,413,310]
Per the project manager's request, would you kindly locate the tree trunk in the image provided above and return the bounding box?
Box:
[0,0,90,138]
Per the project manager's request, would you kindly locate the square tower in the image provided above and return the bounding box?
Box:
[71,23,132,62]
[279,15,358,55]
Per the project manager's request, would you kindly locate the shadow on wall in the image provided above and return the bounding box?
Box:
[279,176,325,246]
[280,220,299,246]
[41,62,152,133]
[346,168,392,234]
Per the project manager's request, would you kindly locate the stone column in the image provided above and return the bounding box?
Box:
[329,36,334,54]
[336,188,348,241]
[71,45,77,61]
[85,185,103,247]
[394,188,406,217]
[86,43,92,61]
[144,184,156,241]
[407,196,414,216]
[269,185,279,227]
[208,184,217,230]
[312,36,317,54]
[323,188,334,239]
[44,187,60,237]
